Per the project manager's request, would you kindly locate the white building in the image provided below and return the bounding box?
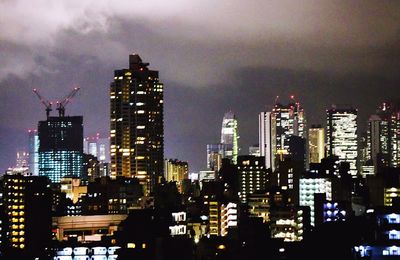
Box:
[299,178,332,226]
[326,107,358,176]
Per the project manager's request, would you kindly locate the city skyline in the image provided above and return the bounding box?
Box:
[1,2,400,259]
[1,1,400,173]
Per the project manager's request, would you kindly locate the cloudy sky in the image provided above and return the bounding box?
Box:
[1,0,400,172]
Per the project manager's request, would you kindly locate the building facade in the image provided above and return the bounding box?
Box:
[38,116,83,183]
[2,174,52,257]
[28,129,39,176]
[308,125,325,164]
[326,107,358,176]
[259,100,306,171]
[164,159,189,193]
[220,111,239,164]
[110,54,164,194]
[237,156,268,203]
[366,102,400,170]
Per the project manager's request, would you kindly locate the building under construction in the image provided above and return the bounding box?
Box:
[33,87,83,183]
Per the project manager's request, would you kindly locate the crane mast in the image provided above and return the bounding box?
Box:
[33,88,53,119]
[33,86,80,118]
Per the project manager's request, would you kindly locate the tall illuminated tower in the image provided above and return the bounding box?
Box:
[28,130,39,175]
[110,54,164,194]
[221,111,239,164]
[259,98,306,171]
[308,125,325,164]
[326,107,358,176]
[366,102,400,170]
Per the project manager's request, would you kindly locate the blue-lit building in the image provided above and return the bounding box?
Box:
[28,129,39,176]
[354,208,400,259]
[38,116,83,183]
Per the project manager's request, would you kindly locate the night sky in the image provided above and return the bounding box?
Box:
[1,1,400,172]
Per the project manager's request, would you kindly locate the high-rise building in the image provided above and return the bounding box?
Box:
[164,159,189,193]
[15,151,29,169]
[84,134,110,163]
[259,100,306,171]
[38,116,83,183]
[28,129,39,175]
[237,155,268,203]
[259,111,275,170]
[326,107,358,176]
[2,174,52,258]
[110,54,164,195]
[221,111,239,164]
[206,143,226,172]
[366,102,400,170]
[308,125,325,164]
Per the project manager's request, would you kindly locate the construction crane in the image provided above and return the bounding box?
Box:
[56,86,80,117]
[33,88,53,118]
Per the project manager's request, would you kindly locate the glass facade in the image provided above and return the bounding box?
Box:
[28,130,39,175]
[220,111,239,164]
[38,116,83,183]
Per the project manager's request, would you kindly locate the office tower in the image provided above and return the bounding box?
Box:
[221,111,239,164]
[84,135,110,163]
[259,99,306,171]
[308,125,325,164]
[206,144,226,172]
[2,174,52,258]
[367,102,400,170]
[326,107,358,176]
[237,155,268,203]
[38,116,83,183]
[164,159,189,193]
[110,54,164,195]
[28,129,39,175]
[259,111,275,170]
[97,137,110,163]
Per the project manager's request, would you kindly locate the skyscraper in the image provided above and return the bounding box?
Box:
[164,159,189,193]
[206,143,226,172]
[38,116,83,183]
[366,102,400,170]
[259,111,275,170]
[28,129,39,175]
[259,99,306,171]
[110,54,164,194]
[221,111,239,164]
[308,125,325,164]
[84,135,110,163]
[326,107,358,176]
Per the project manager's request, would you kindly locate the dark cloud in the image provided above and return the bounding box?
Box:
[1,1,400,171]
